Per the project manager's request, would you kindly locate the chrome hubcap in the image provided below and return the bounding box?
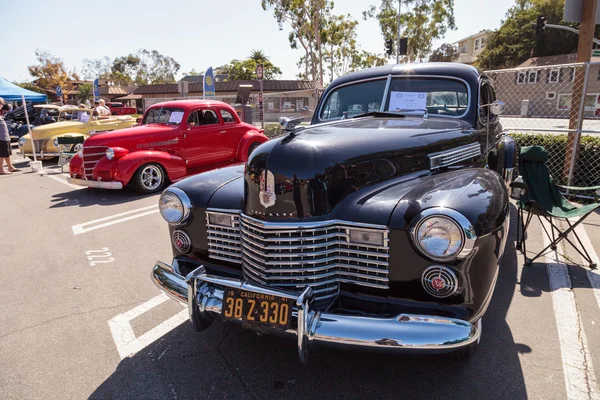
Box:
[141,165,162,190]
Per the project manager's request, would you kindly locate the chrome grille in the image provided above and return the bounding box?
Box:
[206,210,242,264]
[240,214,389,306]
[82,146,108,180]
[33,139,44,153]
[429,143,481,169]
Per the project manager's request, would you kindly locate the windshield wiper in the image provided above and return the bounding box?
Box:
[348,111,407,119]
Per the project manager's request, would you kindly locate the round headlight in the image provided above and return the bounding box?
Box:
[18,137,25,147]
[74,143,83,152]
[415,216,464,261]
[159,188,191,224]
[53,138,59,147]
[105,148,115,160]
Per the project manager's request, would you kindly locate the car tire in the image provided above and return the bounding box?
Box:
[133,163,167,194]
[449,318,481,360]
[248,142,260,158]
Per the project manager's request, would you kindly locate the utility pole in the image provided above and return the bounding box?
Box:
[564,0,598,183]
[396,0,401,64]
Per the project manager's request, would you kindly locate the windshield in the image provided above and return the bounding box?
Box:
[59,109,90,121]
[142,107,185,125]
[319,77,469,120]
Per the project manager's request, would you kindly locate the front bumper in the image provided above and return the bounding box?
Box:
[66,177,123,189]
[152,260,480,363]
[22,151,61,158]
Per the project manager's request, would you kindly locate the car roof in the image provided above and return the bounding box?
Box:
[33,104,62,110]
[147,99,233,110]
[328,62,481,89]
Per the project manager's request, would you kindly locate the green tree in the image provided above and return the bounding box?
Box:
[28,50,73,92]
[429,43,458,62]
[323,14,387,82]
[76,83,93,104]
[261,0,334,85]
[475,0,600,70]
[81,57,113,80]
[181,68,201,76]
[364,0,457,62]
[216,55,282,80]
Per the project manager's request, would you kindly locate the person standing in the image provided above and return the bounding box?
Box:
[0,114,20,174]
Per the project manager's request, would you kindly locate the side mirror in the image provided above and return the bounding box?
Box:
[279,116,304,132]
[489,100,505,116]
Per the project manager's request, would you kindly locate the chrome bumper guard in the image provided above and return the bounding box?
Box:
[66,177,123,189]
[152,261,479,363]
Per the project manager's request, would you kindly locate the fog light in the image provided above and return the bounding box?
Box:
[53,138,59,147]
[208,212,234,228]
[348,229,385,247]
[172,230,191,253]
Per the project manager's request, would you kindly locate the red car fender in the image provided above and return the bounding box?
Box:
[113,151,187,186]
[236,131,269,162]
[69,153,84,177]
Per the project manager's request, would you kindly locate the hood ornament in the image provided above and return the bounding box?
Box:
[259,170,276,208]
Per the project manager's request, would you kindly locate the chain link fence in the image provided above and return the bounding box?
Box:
[486,62,600,198]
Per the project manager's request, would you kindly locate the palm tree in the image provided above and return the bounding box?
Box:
[249,50,269,62]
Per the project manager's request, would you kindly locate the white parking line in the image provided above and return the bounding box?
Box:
[108,293,187,359]
[569,219,600,315]
[71,205,159,235]
[540,219,600,400]
[45,173,84,190]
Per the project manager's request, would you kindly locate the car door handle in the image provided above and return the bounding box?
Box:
[219,130,226,134]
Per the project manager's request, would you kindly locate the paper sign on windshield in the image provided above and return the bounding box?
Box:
[168,111,184,124]
[388,91,427,111]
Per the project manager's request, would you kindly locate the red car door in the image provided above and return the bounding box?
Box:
[182,108,225,167]
[216,108,247,161]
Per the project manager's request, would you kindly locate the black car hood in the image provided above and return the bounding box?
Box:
[244,116,481,220]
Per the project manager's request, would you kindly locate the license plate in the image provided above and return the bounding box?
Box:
[222,288,293,329]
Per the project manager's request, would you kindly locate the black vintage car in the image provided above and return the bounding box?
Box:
[152,63,516,362]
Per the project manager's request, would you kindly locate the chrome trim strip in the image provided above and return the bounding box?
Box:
[240,213,388,232]
[380,74,392,112]
[428,143,482,170]
[409,207,477,261]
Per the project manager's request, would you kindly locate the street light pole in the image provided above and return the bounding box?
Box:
[396,0,401,64]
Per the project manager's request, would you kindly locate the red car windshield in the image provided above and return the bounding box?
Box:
[142,107,185,125]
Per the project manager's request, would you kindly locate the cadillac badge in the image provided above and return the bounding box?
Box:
[259,170,276,208]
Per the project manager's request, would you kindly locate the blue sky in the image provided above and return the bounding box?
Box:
[1,0,515,83]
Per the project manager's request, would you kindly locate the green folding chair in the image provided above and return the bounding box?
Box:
[512,145,600,268]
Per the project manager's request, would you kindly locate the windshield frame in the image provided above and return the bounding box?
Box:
[317,74,472,122]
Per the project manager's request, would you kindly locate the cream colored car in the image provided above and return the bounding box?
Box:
[18,106,137,160]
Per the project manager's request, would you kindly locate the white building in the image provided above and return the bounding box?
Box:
[453,30,494,64]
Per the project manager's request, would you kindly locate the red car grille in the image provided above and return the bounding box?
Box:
[82,146,107,180]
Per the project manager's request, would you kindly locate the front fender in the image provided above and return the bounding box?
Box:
[113,151,187,186]
[236,131,269,162]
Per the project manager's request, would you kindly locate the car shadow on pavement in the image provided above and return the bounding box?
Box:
[49,187,159,208]
[89,207,527,400]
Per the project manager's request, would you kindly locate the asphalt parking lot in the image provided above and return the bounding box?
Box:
[2,148,600,400]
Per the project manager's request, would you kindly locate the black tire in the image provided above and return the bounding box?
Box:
[132,163,167,194]
[248,142,260,158]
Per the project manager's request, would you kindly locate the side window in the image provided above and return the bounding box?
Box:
[201,109,219,125]
[187,111,199,127]
[220,109,236,123]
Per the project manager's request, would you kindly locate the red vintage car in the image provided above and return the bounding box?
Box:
[106,102,137,116]
[67,100,268,193]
